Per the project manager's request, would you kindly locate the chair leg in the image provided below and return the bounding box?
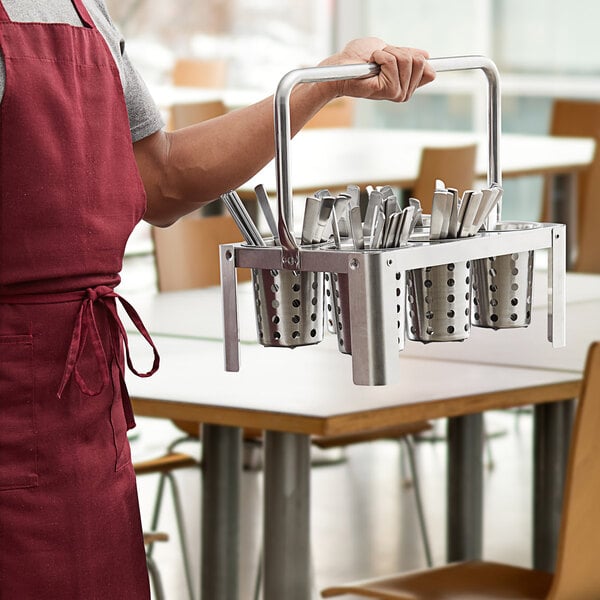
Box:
[147,555,166,600]
[166,472,196,600]
[401,435,433,567]
[145,471,196,600]
[253,550,263,600]
[146,473,168,559]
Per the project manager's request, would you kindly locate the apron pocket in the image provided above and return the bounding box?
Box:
[0,335,38,491]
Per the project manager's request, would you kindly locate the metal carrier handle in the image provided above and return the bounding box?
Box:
[274,55,502,267]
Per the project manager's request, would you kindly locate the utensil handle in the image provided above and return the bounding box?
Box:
[274,55,501,265]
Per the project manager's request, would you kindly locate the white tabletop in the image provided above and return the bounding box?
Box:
[127,333,579,434]
[124,271,596,432]
[148,84,267,110]
[239,128,595,196]
[126,270,600,349]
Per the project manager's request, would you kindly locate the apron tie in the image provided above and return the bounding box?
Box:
[57,285,160,399]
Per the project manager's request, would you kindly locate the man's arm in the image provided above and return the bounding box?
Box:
[134,40,436,227]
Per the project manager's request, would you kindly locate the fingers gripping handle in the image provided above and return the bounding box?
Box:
[274,56,501,266]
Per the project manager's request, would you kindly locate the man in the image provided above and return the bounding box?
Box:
[0,0,435,597]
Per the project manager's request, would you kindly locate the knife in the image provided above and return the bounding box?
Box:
[313,195,335,243]
[254,184,279,244]
[301,196,321,245]
[349,205,364,250]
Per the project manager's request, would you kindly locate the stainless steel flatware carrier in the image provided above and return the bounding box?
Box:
[220,55,566,385]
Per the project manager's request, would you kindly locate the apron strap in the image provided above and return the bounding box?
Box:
[57,285,160,399]
[70,0,95,29]
[0,2,12,22]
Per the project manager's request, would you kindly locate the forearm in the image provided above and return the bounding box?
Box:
[138,81,334,227]
[136,40,436,227]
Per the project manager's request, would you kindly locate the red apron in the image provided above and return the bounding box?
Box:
[0,1,159,598]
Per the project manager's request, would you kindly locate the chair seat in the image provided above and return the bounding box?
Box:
[321,560,553,600]
[143,531,169,545]
[133,452,199,476]
[312,421,431,449]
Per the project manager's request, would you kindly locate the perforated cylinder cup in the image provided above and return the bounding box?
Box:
[472,251,534,329]
[406,261,472,343]
[325,272,352,354]
[252,268,324,347]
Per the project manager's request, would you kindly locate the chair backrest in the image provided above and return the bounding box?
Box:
[545,99,600,273]
[410,144,477,214]
[152,214,251,291]
[304,97,355,129]
[547,341,600,598]
[172,58,228,88]
[169,99,227,131]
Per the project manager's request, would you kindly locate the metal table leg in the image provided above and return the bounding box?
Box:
[446,413,484,562]
[533,399,575,572]
[201,424,242,600]
[263,431,311,600]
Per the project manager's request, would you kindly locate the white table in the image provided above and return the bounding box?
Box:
[148,83,266,111]
[241,128,594,193]
[238,128,594,267]
[127,335,580,600]
[124,272,598,598]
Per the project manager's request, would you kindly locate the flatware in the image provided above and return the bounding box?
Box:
[313,195,335,243]
[301,196,321,245]
[254,184,279,243]
[222,191,266,246]
[349,205,364,250]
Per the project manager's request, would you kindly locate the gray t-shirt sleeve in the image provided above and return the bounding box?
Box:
[88,0,165,142]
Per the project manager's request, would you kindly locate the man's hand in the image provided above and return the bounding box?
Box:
[319,38,435,103]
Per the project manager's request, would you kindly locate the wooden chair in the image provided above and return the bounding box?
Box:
[321,341,600,600]
[305,97,355,129]
[410,144,478,214]
[542,99,600,273]
[169,99,227,131]
[152,214,251,290]
[172,57,228,88]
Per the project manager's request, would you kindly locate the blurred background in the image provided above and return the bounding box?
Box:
[113,0,600,287]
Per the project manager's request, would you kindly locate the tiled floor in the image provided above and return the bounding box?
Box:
[131,409,534,599]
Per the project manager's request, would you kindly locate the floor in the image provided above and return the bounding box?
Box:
[131,408,534,600]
